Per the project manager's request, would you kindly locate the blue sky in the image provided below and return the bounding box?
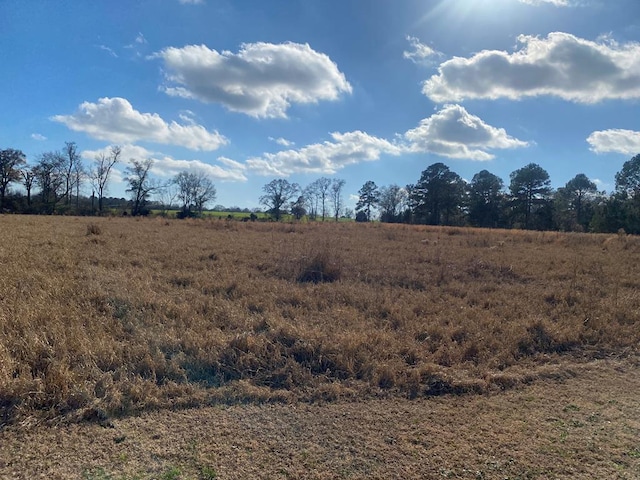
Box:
[2,0,640,209]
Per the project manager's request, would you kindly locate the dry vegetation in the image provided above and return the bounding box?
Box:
[0,215,639,428]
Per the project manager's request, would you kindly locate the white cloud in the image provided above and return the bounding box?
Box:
[403,36,439,64]
[178,109,197,125]
[155,42,352,118]
[179,0,204,4]
[404,104,529,161]
[587,129,640,155]
[31,133,47,141]
[81,144,246,182]
[247,105,528,175]
[423,32,640,103]
[247,131,403,176]
[518,0,570,6]
[269,136,295,147]
[52,97,228,151]
[125,33,148,57]
[97,44,118,58]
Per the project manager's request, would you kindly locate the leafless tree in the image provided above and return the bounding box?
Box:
[20,167,35,207]
[125,158,157,216]
[260,179,300,221]
[174,170,216,217]
[62,141,82,205]
[0,148,26,210]
[91,145,121,214]
[330,178,346,221]
[303,182,319,220]
[33,151,66,213]
[378,184,408,223]
[156,180,179,216]
[309,177,332,221]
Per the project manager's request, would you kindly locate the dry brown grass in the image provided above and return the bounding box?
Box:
[0,215,638,425]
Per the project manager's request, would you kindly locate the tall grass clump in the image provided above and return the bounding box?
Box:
[295,244,342,283]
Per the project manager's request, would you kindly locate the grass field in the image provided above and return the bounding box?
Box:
[0,215,638,477]
[1,215,638,421]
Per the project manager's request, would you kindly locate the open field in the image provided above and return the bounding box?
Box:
[0,215,639,477]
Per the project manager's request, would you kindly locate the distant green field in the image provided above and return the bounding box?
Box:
[151,210,352,222]
[150,209,269,219]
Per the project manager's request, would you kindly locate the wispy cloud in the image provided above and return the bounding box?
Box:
[31,133,47,141]
[518,0,571,6]
[97,44,118,58]
[81,144,246,182]
[403,36,440,64]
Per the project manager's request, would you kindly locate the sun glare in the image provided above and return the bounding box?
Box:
[414,0,518,31]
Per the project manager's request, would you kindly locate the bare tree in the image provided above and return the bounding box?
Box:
[174,170,216,217]
[157,180,179,216]
[378,184,408,223]
[20,167,35,207]
[260,179,300,221]
[307,177,332,221]
[91,146,121,214]
[73,157,85,210]
[330,178,346,222]
[0,148,26,210]
[62,141,82,205]
[125,158,157,216]
[303,182,319,220]
[33,151,66,214]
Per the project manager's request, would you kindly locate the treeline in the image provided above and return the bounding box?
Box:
[0,144,221,217]
[353,158,640,234]
[2,141,639,233]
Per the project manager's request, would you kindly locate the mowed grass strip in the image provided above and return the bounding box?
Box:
[0,215,638,424]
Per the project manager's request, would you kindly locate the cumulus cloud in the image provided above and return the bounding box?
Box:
[403,36,440,64]
[82,144,246,182]
[247,131,403,176]
[155,42,352,118]
[404,104,529,161]
[423,32,640,103]
[31,133,47,141]
[53,97,228,151]
[587,129,640,155]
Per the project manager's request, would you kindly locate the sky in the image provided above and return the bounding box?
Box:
[2,0,640,209]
